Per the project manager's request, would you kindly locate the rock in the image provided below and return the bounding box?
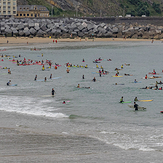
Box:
[29,28,37,35]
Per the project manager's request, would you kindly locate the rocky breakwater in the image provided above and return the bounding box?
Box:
[1,18,163,39]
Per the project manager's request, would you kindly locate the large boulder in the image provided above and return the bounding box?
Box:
[29,28,37,35]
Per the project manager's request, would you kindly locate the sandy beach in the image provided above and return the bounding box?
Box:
[0,37,157,48]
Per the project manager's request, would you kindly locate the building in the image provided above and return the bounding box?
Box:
[16,5,49,18]
[0,0,17,17]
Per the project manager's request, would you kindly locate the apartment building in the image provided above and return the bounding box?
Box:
[0,0,17,17]
[16,5,49,18]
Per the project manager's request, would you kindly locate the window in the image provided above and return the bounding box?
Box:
[20,8,22,10]
[20,14,22,16]
[23,14,25,16]
[8,2,10,5]
[27,8,29,10]
[27,14,29,16]
[31,14,33,16]
[13,2,16,5]
[3,6,6,10]
[8,6,10,10]
[8,11,10,14]
[3,11,6,14]
[3,2,6,5]
[16,14,18,16]
[13,7,15,10]
[23,8,25,10]
[13,11,16,14]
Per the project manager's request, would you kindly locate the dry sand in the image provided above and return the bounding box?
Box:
[0,37,157,48]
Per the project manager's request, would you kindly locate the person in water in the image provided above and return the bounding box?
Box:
[120,96,124,103]
[134,102,138,111]
[8,68,11,74]
[82,75,85,79]
[66,68,70,73]
[134,79,138,83]
[134,97,138,101]
[34,75,37,81]
[7,80,11,86]
[121,64,123,69]
[92,77,96,82]
[77,84,80,88]
[50,74,52,79]
[42,65,45,71]
[51,88,55,95]
[145,74,148,79]
[44,77,47,82]
[63,101,66,104]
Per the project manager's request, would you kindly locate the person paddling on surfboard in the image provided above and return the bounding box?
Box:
[134,97,138,101]
[134,102,138,111]
[120,96,124,103]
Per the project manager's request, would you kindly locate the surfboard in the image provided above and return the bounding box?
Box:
[128,105,146,110]
[41,95,55,97]
[138,99,153,102]
[131,81,141,83]
[113,83,125,85]
[9,84,17,86]
[121,101,131,104]
[112,76,123,77]
[51,77,62,80]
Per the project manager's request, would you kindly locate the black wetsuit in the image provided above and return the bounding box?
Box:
[52,90,55,95]
[134,103,138,111]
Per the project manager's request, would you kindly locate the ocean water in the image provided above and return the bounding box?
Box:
[1,40,163,162]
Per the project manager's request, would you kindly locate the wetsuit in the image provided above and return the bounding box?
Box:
[52,90,55,95]
[134,103,138,111]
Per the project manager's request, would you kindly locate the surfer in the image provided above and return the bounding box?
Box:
[134,97,138,101]
[7,80,11,86]
[124,73,130,76]
[51,88,55,95]
[8,68,11,74]
[134,79,138,83]
[92,77,96,82]
[66,68,70,73]
[34,75,37,81]
[134,102,138,111]
[120,96,124,103]
[145,74,148,79]
[42,65,45,71]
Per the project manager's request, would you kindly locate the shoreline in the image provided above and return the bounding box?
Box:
[0,37,159,47]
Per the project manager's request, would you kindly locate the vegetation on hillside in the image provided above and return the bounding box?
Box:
[18,0,163,17]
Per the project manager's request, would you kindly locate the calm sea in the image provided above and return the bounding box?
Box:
[1,40,163,162]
